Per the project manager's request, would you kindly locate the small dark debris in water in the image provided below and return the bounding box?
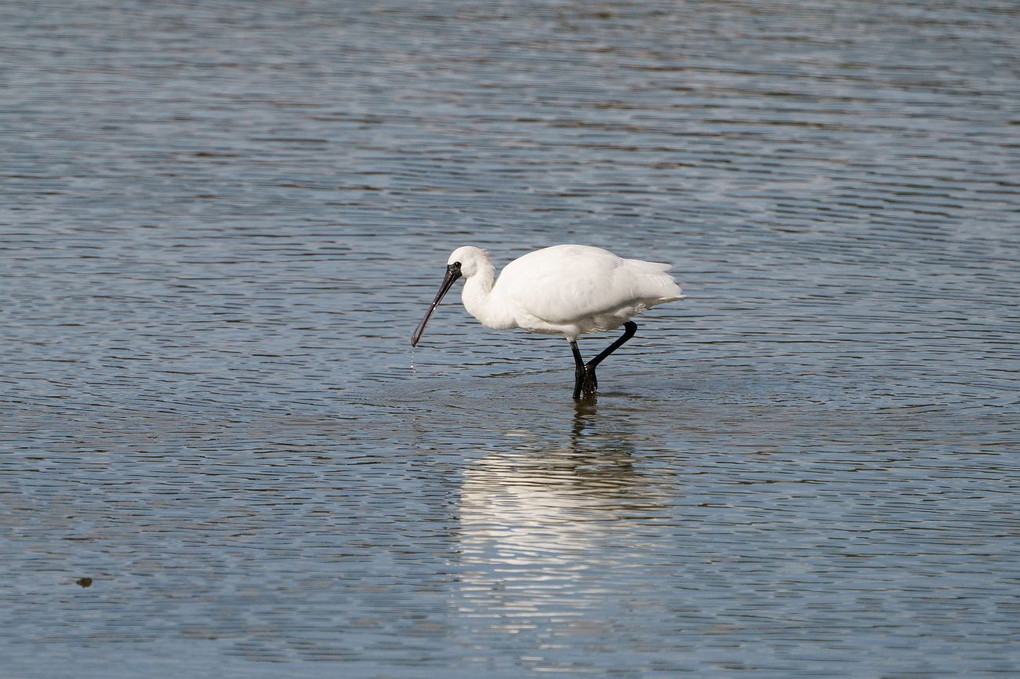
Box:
[76,577,93,588]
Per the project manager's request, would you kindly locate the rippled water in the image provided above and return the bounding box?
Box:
[3,1,1019,677]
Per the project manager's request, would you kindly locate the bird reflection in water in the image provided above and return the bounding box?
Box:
[455,399,664,636]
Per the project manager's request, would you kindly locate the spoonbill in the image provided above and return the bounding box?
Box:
[411,244,684,399]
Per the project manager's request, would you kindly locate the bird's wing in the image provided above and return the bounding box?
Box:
[498,246,678,324]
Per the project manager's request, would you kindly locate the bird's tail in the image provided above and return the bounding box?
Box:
[627,259,684,302]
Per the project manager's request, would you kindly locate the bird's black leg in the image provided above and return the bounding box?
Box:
[570,340,587,400]
[582,321,638,394]
[570,322,638,399]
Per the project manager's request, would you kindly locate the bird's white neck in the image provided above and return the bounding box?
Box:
[460,260,517,330]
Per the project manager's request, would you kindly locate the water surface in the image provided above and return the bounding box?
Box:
[2,1,1018,677]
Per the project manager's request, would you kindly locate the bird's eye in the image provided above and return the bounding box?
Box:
[452,261,461,269]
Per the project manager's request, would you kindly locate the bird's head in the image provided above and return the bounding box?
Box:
[447,245,488,278]
[411,246,490,347]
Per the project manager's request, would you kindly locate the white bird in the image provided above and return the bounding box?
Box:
[411,244,684,399]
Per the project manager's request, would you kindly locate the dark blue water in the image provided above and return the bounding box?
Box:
[3,1,1018,677]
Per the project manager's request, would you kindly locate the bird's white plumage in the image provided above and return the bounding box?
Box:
[449,244,683,341]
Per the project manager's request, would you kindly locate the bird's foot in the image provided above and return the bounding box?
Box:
[576,366,598,399]
[571,356,598,400]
